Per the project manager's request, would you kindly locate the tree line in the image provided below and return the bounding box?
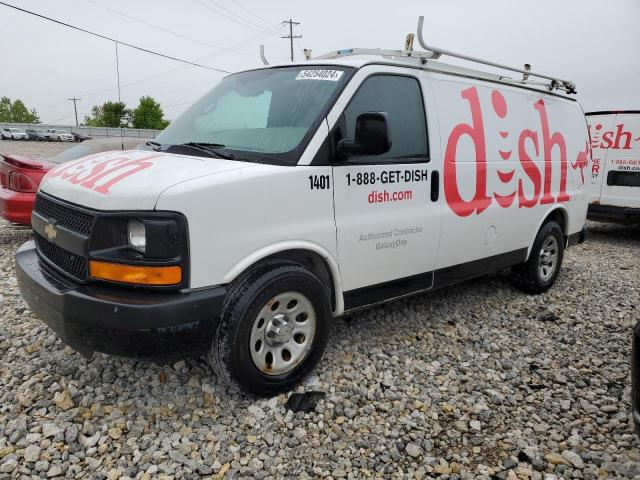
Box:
[84,96,170,130]
[0,97,40,123]
[1,95,170,130]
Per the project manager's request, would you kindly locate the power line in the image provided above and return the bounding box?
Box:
[295,37,305,58]
[49,112,76,124]
[38,99,70,114]
[191,0,281,35]
[41,28,276,115]
[206,0,282,34]
[34,22,277,121]
[229,0,277,29]
[282,19,301,62]
[71,30,276,100]
[83,0,257,58]
[0,1,230,73]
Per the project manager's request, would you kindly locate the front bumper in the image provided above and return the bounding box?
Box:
[0,187,35,225]
[632,321,640,435]
[16,240,225,359]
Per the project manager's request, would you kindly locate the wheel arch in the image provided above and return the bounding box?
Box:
[223,242,344,316]
[526,205,569,258]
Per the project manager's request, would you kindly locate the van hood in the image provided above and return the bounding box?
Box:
[39,149,257,210]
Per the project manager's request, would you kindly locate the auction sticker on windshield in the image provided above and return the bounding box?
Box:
[295,69,344,81]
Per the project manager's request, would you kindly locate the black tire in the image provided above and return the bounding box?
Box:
[511,221,565,294]
[208,261,331,395]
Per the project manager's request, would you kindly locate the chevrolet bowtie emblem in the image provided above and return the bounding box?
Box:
[44,222,58,241]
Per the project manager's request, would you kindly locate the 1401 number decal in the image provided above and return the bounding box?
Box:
[309,174,330,190]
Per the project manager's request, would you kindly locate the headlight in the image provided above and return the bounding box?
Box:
[89,214,187,287]
[127,219,146,253]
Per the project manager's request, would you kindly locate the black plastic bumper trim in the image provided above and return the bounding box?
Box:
[587,204,640,224]
[567,225,588,247]
[16,240,224,359]
[343,248,528,311]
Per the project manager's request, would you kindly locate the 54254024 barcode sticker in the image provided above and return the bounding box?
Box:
[295,70,344,81]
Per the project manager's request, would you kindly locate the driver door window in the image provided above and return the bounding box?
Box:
[340,74,429,164]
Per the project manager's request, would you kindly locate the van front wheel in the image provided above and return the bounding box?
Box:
[208,262,330,395]
[511,221,565,294]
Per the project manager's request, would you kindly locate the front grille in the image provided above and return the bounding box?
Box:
[34,195,94,236]
[35,234,87,280]
[33,194,94,281]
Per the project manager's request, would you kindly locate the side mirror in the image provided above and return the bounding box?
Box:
[338,112,391,157]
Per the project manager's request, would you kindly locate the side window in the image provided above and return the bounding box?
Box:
[342,75,429,163]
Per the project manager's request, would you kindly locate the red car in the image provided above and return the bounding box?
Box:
[0,137,148,225]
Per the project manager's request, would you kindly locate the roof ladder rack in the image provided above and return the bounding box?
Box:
[415,16,576,94]
[316,47,439,63]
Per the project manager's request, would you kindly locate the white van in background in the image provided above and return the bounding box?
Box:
[587,111,640,223]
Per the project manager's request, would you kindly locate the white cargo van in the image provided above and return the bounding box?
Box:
[16,22,590,394]
[586,111,640,223]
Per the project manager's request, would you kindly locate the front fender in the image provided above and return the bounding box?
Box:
[223,240,345,316]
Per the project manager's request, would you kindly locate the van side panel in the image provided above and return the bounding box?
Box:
[429,73,589,270]
[587,113,617,203]
[588,113,640,209]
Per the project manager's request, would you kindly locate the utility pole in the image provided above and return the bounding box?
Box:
[114,41,122,103]
[282,19,301,62]
[67,97,81,126]
[114,41,124,150]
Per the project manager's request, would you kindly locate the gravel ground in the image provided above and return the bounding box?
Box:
[1,222,639,479]
[0,139,639,479]
[0,140,71,159]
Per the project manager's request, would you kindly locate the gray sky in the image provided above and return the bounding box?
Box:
[1,0,638,124]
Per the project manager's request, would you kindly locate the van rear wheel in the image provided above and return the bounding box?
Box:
[511,221,564,294]
[208,261,330,395]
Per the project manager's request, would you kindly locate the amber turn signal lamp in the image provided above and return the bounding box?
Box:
[89,260,182,286]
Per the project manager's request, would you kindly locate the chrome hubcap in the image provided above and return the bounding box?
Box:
[250,292,316,376]
[265,315,294,346]
[538,236,559,281]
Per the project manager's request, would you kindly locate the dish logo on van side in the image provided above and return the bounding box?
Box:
[444,87,589,217]
[589,123,640,150]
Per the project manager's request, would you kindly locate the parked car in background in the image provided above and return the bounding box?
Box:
[46,129,75,142]
[72,131,92,142]
[1,128,28,140]
[586,111,640,224]
[25,128,47,141]
[0,136,147,224]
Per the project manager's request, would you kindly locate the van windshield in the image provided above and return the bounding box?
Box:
[155,66,352,165]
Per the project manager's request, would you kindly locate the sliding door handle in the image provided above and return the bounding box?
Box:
[430,170,439,202]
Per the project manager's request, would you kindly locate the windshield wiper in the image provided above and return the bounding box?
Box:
[146,140,162,151]
[179,142,234,160]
